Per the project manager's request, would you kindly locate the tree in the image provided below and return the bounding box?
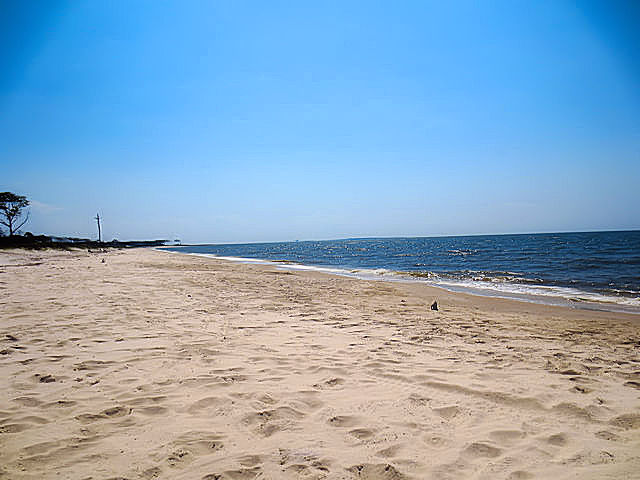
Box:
[0,192,30,236]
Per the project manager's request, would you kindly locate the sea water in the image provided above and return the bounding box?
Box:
[166,231,640,313]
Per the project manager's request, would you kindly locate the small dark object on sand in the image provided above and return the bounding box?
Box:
[38,374,56,383]
[6,334,18,341]
[101,258,106,263]
[431,301,438,311]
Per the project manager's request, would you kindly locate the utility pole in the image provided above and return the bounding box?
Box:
[95,213,102,242]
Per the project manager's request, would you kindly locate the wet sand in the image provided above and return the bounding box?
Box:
[1,247,639,479]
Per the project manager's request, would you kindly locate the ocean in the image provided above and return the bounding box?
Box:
[165,231,640,314]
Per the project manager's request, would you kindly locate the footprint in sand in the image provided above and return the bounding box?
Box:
[74,360,114,371]
[187,396,225,414]
[126,395,167,406]
[0,423,30,433]
[256,393,278,405]
[547,433,568,446]
[488,430,526,446]
[211,466,262,479]
[21,440,63,456]
[349,428,376,440]
[328,415,360,428]
[44,399,77,408]
[376,444,403,458]
[13,435,104,472]
[347,463,406,479]
[595,430,621,441]
[174,431,225,454]
[463,442,502,459]
[291,390,324,411]
[149,431,224,474]
[243,406,306,437]
[248,393,283,411]
[433,405,461,419]
[284,462,331,479]
[141,466,162,479]
[34,373,56,383]
[229,454,261,467]
[75,406,130,424]
[609,413,640,430]
[571,385,593,394]
[407,393,431,406]
[12,396,44,407]
[507,471,534,480]
[313,377,346,389]
[277,447,331,479]
[9,415,48,426]
[138,406,168,416]
[167,448,190,467]
[423,434,448,447]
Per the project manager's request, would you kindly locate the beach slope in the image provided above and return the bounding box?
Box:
[1,248,639,479]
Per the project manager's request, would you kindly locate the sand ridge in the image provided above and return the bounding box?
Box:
[1,248,639,479]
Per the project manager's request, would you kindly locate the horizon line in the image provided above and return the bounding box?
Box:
[172,228,640,246]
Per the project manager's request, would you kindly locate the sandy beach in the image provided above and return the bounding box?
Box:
[1,247,639,480]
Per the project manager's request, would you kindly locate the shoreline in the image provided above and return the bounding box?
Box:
[2,247,639,479]
[159,248,640,316]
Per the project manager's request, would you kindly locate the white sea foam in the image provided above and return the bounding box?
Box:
[430,278,640,308]
[208,255,274,265]
[344,269,640,313]
[181,252,351,275]
[163,250,640,314]
[272,263,348,274]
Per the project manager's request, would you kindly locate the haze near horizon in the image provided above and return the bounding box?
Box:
[1,1,639,243]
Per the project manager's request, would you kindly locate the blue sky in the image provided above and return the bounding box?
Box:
[1,0,639,243]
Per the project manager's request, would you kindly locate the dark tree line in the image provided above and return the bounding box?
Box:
[0,191,168,249]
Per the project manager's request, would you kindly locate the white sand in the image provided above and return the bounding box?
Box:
[1,247,639,479]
